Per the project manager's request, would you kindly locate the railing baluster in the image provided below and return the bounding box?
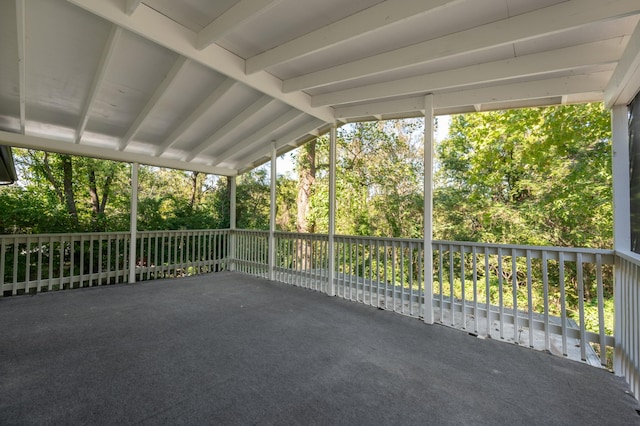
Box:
[498,247,504,340]
[542,250,550,352]
[512,248,518,343]
[596,254,606,367]
[461,245,466,330]
[449,244,454,327]
[526,250,534,348]
[577,252,586,361]
[559,252,567,357]
[485,246,491,338]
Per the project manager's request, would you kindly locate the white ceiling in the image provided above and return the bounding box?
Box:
[1,0,639,175]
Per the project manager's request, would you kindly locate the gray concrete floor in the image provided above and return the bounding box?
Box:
[1,271,639,425]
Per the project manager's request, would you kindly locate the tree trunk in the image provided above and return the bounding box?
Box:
[296,141,316,270]
[61,155,78,225]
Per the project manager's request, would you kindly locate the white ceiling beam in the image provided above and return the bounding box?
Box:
[75,25,122,144]
[212,109,303,165]
[155,79,237,156]
[0,130,236,176]
[124,0,141,15]
[118,56,188,151]
[245,0,454,74]
[605,20,640,107]
[229,118,324,168]
[312,39,624,107]
[184,95,276,161]
[196,0,280,50]
[15,0,26,134]
[283,0,640,93]
[66,0,335,123]
[334,72,610,119]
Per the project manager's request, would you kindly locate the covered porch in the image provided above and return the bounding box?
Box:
[1,272,638,425]
[2,0,640,423]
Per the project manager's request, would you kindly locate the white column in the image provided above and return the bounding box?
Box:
[328,125,337,296]
[229,175,237,272]
[423,95,435,324]
[269,143,277,281]
[128,162,139,284]
[611,104,630,375]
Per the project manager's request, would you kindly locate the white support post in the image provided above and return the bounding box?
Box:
[229,175,237,271]
[423,95,435,324]
[269,143,277,281]
[611,104,631,375]
[328,126,337,296]
[128,162,139,284]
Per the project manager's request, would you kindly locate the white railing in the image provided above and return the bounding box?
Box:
[432,241,614,367]
[0,229,626,378]
[0,232,130,295]
[0,229,230,296]
[234,232,616,367]
[233,229,269,277]
[274,232,330,292]
[615,249,640,399]
[134,229,229,281]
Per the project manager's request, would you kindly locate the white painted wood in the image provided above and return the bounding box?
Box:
[197,0,280,50]
[423,94,434,325]
[211,109,302,165]
[334,72,610,119]
[75,25,122,144]
[67,0,335,123]
[268,143,276,281]
[312,39,624,107]
[128,162,139,284]
[605,20,640,107]
[185,95,275,161]
[155,79,237,156]
[125,0,141,15]
[283,0,640,92]
[0,130,236,176]
[246,0,453,74]
[119,56,188,150]
[228,118,325,168]
[16,0,26,134]
[612,105,631,252]
[230,176,237,271]
[328,125,336,296]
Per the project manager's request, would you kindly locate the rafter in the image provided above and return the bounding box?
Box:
[197,0,280,50]
[155,79,237,156]
[334,72,610,119]
[284,0,640,93]
[75,25,121,144]
[211,109,303,165]
[229,118,324,169]
[118,57,188,151]
[67,0,335,123]
[245,0,454,74]
[605,20,640,107]
[15,0,26,134]
[312,39,624,107]
[184,95,276,162]
[0,130,236,176]
[124,0,141,15]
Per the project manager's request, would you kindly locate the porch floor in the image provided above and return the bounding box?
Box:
[1,272,638,425]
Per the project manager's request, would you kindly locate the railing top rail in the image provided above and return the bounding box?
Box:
[0,231,132,239]
[432,240,614,256]
[615,249,640,266]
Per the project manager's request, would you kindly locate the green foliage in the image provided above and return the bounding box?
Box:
[434,104,612,249]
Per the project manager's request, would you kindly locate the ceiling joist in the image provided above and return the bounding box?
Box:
[197,0,280,50]
[312,39,624,107]
[155,79,237,157]
[605,20,640,106]
[75,25,122,144]
[246,0,454,74]
[119,56,189,151]
[67,0,335,124]
[283,0,640,93]
[185,95,276,161]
